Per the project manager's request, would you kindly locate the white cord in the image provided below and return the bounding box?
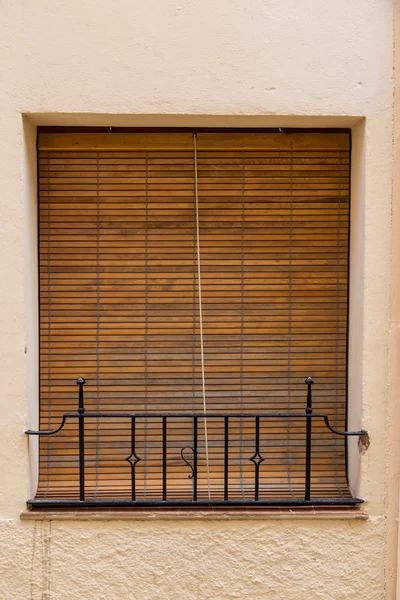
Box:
[193,133,211,499]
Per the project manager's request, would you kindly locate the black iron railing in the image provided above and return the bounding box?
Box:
[26,377,367,508]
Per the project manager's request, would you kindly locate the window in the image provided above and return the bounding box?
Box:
[29,129,363,507]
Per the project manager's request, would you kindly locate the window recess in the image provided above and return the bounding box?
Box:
[27,130,366,508]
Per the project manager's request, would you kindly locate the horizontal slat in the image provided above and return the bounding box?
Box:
[39,132,350,151]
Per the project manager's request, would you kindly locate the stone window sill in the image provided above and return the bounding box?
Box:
[21,506,368,521]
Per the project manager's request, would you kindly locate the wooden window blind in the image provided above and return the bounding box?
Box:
[37,130,350,501]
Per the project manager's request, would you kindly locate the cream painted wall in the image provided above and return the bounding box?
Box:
[0,0,396,598]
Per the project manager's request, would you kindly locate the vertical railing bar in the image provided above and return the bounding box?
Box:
[162,416,167,501]
[250,415,264,501]
[305,377,314,501]
[131,417,136,501]
[255,416,260,502]
[224,416,229,501]
[193,416,198,502]
[76,377,86,502]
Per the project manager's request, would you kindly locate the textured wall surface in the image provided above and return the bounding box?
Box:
[0,0,396,598]
[0,518,386,600]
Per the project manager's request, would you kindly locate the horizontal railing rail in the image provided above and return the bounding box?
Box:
[26,377,367,508]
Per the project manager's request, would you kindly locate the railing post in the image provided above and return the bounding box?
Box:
[162,416,167,501]
[193,416,198,502]
[224,417,229,501]
[304,376,314,501]
[76,377,86,501]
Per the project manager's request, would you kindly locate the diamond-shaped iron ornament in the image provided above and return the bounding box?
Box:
[125,451,142,469]
[250,451,265,467]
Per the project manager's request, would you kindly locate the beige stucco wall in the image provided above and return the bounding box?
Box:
[0,0,397,598]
